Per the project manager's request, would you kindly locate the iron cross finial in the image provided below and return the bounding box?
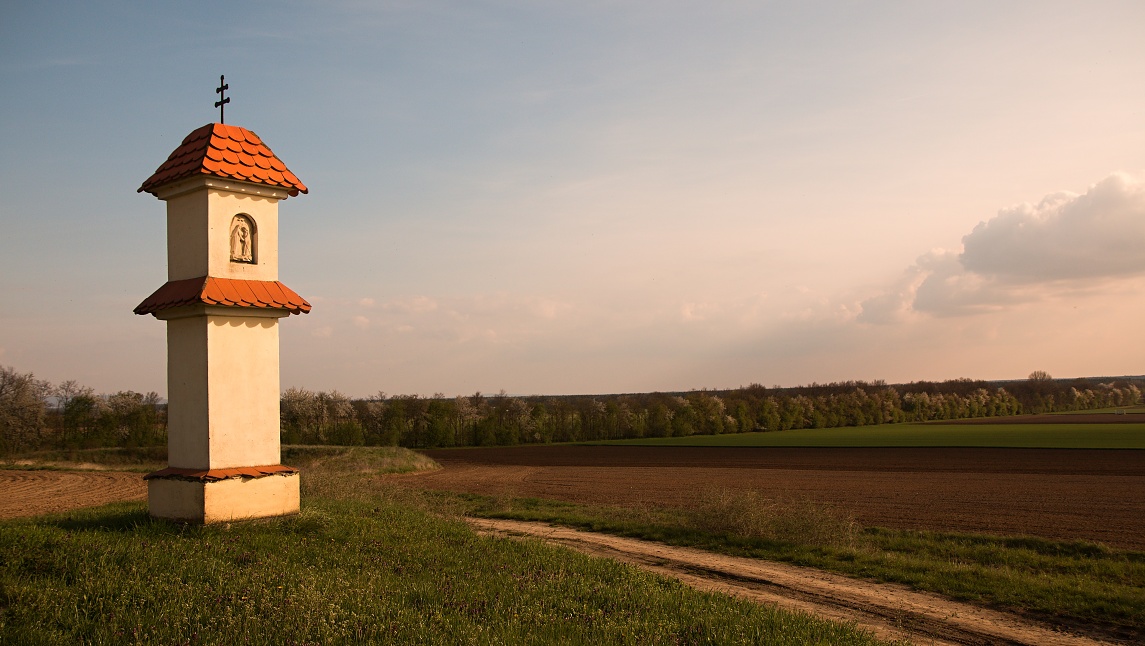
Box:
[214,75,230,124]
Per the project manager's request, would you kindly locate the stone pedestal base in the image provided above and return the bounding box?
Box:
[147,471,300,523]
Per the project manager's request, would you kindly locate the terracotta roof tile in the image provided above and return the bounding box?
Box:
[134,276,312,316]
[214,277,245,305]
[277,282,310,306]
[258,281,281,303]
[248,280,276,305]
[139,123,308,197]
[144,464,299,482]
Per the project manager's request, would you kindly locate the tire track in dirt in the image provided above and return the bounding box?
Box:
[470,517,1119,646]
[0,471,146,519]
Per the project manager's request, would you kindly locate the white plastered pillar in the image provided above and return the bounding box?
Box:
[161,308,287,470]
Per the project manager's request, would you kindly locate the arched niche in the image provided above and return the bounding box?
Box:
[229,214,257,264]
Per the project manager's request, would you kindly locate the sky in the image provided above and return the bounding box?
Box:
[2,1,1145,398]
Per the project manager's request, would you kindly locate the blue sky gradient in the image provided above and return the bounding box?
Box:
[3,1,1145,396]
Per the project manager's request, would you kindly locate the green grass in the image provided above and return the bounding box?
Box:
[590,422,1145,448]
[0,458,889,645]
[0,446,168,472]
[1054,405,1145,415]
[284,445,441,475]
[0,445,441,475]
[463,492,1145,640]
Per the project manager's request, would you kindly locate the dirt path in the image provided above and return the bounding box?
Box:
[0,470,146,519]
[471,517,1117,646]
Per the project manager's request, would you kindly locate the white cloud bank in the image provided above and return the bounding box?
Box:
[862,172,1145,321]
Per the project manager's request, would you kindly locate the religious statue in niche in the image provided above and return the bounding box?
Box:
[229,215,256,263]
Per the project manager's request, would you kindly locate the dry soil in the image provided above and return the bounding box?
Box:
[413,446,1145,549]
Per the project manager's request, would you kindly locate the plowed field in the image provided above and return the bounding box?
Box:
[412,446,1145,549]
[0,470,146,519]
[932,413,1145,424]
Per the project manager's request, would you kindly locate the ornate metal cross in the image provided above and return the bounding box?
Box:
[215,75,230,123]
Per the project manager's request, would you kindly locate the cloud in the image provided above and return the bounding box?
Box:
[532,299,572,320]
[960,172,1145,282]
[13,57,97,69]
[344,292,576,345]
[857,269,924,324]
[681,302,716,322]
[862,172,1145,320]
[383,296,438,313]
[911,250,1013,317]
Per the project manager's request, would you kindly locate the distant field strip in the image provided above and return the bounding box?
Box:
[590,423,1145,448]
[416,446,1145,549]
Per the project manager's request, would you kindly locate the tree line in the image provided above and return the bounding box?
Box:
[2,364,1140,455]
[280,374,1143,448]
[0,365,164,456]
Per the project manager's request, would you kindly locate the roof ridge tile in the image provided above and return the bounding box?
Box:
[139,123,307,196]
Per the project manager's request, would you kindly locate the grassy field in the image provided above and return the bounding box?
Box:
[591,421,1145,448]
[465,491,1145,640]
[0,446,168,472]
[5,443,1142,642]
[0,445,440,474]
[0,449,888,645]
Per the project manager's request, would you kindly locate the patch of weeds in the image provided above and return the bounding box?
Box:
[686,488,858,548]
[291,446,440,502]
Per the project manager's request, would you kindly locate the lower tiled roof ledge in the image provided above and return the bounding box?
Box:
[143,464,299,482]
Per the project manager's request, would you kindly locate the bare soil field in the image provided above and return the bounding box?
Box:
[0,470,146,519]
[412,446,1145,549]
[932,413,1145,424]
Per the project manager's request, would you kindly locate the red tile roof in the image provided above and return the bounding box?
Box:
[144,464,299,482]
[134,276,312,316]
[139,123,307,197]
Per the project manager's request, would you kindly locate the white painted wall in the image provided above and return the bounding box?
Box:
[165,183,280,282]
[166,315,210,469]
[166,189,210,281]
[164,312,284,469]
[149,473,300,523]
[205,313,282,469]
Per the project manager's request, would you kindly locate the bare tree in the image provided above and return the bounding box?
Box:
[0,366,51,454]
[54,380,92,411]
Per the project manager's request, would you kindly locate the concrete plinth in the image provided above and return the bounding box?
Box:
[147,473,300,523]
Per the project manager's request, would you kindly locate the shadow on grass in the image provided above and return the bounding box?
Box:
[38,501,334,539]
[46,502,169,534]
